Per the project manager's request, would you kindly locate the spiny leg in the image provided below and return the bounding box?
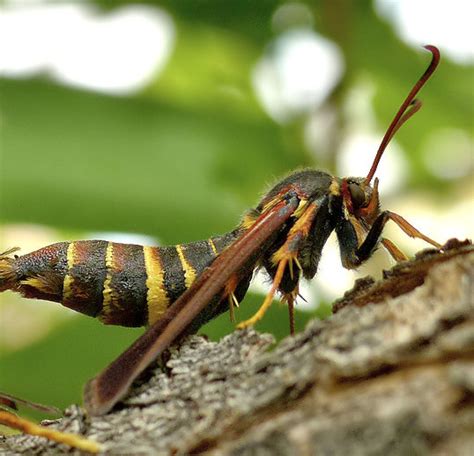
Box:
[288,256,302,281]
[236,258,288,330]
[225,274,240,323]
[237,202,318,331]
[228,292,239,323]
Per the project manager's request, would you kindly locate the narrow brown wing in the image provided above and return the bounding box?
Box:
[84,195,300,415]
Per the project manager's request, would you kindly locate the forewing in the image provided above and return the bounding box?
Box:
[84,195,300,415]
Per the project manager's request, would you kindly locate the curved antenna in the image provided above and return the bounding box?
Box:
[386,98,422,144]
[365,45,440,184]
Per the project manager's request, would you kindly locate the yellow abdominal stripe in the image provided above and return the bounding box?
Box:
[101,242,115,316]
[143,246,169,325]
[62,242,76,300]
[176,245,196,288]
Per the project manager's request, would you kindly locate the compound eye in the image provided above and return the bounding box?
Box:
[349,183,366,208]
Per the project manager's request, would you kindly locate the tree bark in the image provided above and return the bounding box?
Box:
[1,239,473,455]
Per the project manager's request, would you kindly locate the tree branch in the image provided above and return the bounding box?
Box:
[2,239,473,455]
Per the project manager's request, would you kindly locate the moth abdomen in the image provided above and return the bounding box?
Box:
[0,242,69,302]
[0,233,240,328]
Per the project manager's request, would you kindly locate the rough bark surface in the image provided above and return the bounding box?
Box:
[1,239,473,455]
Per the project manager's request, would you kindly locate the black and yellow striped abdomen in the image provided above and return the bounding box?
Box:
[0,232,240,327]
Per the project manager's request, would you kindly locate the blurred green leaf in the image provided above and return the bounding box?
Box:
[146,21,262,118]
[94,0,280,43]
[0,77,304,243]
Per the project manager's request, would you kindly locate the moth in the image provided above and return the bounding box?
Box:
[0,45,441,416]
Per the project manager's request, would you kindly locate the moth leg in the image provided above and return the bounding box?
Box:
[237,258,288,329]
[288,295,295,335]
[228,292,239,323]
[381,237,409,262]
[386,211,441,249]
[378,213,440,262]
[0,410,101,453]
[237,203,318,331]
[224,274,241,323]
[339,210,440,269]
[283,288,299,335]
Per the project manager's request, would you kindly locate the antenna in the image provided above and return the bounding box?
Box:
[365,45,440,184]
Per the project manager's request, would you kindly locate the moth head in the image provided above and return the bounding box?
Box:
[342,177,380,223]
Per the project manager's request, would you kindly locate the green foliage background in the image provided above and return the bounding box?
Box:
[0,1,472,418]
